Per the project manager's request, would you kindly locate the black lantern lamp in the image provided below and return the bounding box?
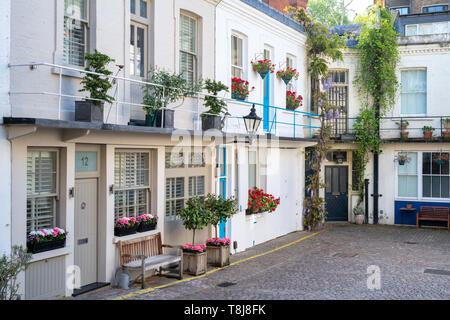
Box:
[335,152,346,164]
[243,104,262,138]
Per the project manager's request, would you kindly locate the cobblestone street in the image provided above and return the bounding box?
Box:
[76,223,450,300]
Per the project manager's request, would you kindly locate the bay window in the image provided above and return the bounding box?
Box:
[401,69,427,115]
[27,150,59,233]
[179,13,198,83]
[114,151,150,220]
[64,0,88,67]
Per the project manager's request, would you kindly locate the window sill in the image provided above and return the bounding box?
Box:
[51,66,84,79]
[113,229,160,244]
[29,247,71,263]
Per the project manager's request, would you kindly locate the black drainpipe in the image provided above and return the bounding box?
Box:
[372,104,381,225]
[364,179,369,224]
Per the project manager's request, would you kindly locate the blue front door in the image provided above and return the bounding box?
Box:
[219,147,227,238]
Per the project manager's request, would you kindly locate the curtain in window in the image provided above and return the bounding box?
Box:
[401,70,426,115]
[398,152,418,198]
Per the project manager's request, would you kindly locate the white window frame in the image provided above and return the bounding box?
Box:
[63,0,89,67]
[130,0,149,22]
[179,12,198,83]
[405,22,450,36]
[114,150,151,220]
[26,148,60,233]
[390,6,410,15]
[400,68,427,117]
[231,33,245,80]
[165,148,208,221]
[130,0,149,78]
[422,4,449,13]
[395,151,450,202]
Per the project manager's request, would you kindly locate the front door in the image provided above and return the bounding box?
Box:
[75,178,98,287]
[218,147,227,238]
[325,166,349,221]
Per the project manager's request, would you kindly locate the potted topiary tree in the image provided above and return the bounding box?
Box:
[76,50,115,123]
[177,197,212,276]
[201,79,229,131]
[422,126,435,140]
[142,68,202,128]
[204,195,238,267]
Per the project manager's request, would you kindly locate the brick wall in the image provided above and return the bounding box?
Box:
[261,0,308,14]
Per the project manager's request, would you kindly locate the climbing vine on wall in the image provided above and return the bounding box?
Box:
[287,7,345,230]
[353,4,400,204]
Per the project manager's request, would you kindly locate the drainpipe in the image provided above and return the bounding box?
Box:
[372,102,381,225]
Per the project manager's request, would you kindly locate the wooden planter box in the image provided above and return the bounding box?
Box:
[183,251,207,276]
[207,245,230,267]
[27,238,66,254]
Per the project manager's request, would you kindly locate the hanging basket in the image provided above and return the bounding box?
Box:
[257,69,269,79]
[282,76,293,85]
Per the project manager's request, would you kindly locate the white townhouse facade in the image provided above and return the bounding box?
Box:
[324,12,450,226]
[1,0,317,300]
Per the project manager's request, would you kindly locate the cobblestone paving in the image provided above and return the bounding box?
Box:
[75,223,450,300]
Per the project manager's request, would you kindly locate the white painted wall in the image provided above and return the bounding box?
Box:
[0,0,11,256]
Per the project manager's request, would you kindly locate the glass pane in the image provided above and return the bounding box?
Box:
[180,14,196,54]
[248,151,257,189]
[401,70,426,114]
[398,152,417,175]
[65,0,88,20]
[422,152,431,174]
[140,0,147,18]
[231,36,242,68]
[432,153,441,175]
[442,177,449,198]
[130,25,135,76]
[405,25,417,36]
[130,0,136,14]
[63,17,86,66]
[27,197,55,232]
[137,27,145,77]
[441,153,449,175]
[432,176,441,198]
[423,176,431,198]
[165,151,184,168]
[398,176,418,197]
[180,52,195,83]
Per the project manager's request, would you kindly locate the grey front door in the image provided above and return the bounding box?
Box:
[75,178,98,287]
[325,166,348,221]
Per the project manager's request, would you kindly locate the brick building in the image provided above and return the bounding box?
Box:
[386,0,449,14]
[261,0,309,13]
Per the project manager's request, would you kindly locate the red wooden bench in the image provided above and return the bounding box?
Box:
[417,206,450,230]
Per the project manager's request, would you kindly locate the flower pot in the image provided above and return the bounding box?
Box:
[400,131,409,140]
[183,251,207,276]
[137,222,157,233]
[114,225,138,237]
[145,109,174,128]
[406,204,413,209]
[206,245,230,267]
[286,104,298,111]
[75,100,104,123]
[232,93,247,101]
[281,76,293,85]
[201,115,222,131]
[27,238,66,254]
[443,130,450,140]
[355,214,365,225]
[443,122,450,130]
[423,131,433,140]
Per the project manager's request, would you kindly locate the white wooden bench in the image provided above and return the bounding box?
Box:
[118,233,183,289]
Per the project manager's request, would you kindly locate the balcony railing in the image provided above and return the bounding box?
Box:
[329,115,450,141]
[8,62,320,139]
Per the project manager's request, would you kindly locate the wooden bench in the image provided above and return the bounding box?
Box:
[118,233,183,289]
[417,206,450,230]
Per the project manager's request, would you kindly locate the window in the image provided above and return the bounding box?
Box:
[423,5,448,13]
[422,152,449,199]
[231,35,244,78]
[405,22,449,36]
[326,70,348,136]
[310,76,318,114]
[401,69,427,115]
[286,55,296,91]
[179,13,197,83]
[390,7,409,15]
[165,148,208,220]
[248,150,257,190]
[27,150,58,233]
[114,151,150,220]
[130,0,149,77]
[397,152,418,198]
[64,0,88,67]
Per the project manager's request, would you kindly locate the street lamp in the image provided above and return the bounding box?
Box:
[243,104,262,140]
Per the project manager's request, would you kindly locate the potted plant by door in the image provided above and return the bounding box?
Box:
[395,120,409,140]
[76,50,115,123]
[422,126,435,140]
[201,79,229,131]
[353,206,365,225]
[286,91,303,110]
[114,217,139,237]
[231,78,254,100]
[27,228,67,254]
[142,68,202,128]
[204,194,238,267]
[136,214,158,233]
[276,67,300,85]
[177,197,212,276]
[251,59,275,79]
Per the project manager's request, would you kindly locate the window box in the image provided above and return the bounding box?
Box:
[27,238,66,254]
[75,101,104,123]
[114,225,138,237]
[201,115,222,131]
[137,222,157,233]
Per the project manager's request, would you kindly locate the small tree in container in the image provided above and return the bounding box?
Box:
[201,79,229,130]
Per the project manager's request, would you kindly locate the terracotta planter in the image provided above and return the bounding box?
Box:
[400,131,409,140]
[207,245,230,267]
[406,204,413,209]
[443,130,450,140]
[183,251,207,276]
[355,214,365,225]
[423,131,433,140]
